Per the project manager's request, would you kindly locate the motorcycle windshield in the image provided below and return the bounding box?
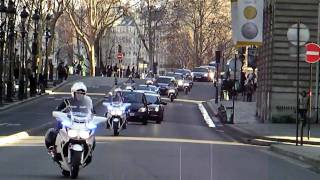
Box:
[69,110,92,124]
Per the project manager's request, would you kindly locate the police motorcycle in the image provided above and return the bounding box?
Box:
[183,80,191,95]
[167,82,178,102]
[46,110,107,179]
[103,93,130,136]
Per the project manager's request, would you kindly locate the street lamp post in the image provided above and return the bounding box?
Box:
[18,6,28,100]
[30,9,40,97]
[44,14,51,88]
[6,0,15,102]
[0,0,6,105]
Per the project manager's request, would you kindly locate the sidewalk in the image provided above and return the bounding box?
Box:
[0,75,82,112]
[205,98,320,171]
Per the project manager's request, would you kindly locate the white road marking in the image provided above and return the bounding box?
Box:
[0,123,21,127]
[162,98,204,104]
[198,103,216,128]
[0,132,29,146]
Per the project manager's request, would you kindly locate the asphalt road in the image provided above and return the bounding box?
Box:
[0,77,319,180]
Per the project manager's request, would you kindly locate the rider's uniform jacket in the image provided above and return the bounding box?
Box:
[56,95,95,114]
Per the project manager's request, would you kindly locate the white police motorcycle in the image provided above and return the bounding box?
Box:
[103,98,130,136]
[46,110,106,179]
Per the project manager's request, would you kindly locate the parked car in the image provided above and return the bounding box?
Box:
[121,90,148,125]
[191,67,211,82]
[145,93,167,123]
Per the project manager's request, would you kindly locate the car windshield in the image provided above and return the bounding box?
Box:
[193,68,208,72]
[145,95,160,104]
[156,77,172,84]
[122,92,143,103]
[175,69,186,74]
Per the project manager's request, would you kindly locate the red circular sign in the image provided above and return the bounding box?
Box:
[305,43,320,63]
[117,53,123,60]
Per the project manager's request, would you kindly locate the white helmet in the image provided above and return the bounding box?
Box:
[71,82,87,97]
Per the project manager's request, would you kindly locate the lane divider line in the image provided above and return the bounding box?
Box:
[198,103,216,128]
[0,131,30,146]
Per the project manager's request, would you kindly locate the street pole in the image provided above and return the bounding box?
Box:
[6,0,15,102]
[296,21,302,146]
[232,54,236,124]
[44,14,51,88]
[308,64,312,139]
[30,9,39,97]
[316,0,320,124]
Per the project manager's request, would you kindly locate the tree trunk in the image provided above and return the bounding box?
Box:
[88,45,96,76]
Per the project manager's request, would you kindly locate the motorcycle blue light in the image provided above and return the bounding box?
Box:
[62,120,71,127]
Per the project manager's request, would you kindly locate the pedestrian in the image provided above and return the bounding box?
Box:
[131,66,135,77]
[38,73,45,94]
[298,90,309,127]
[64,65,69,80]
[102,64,107,77]
[126,66,131,78]
[245,80,254,102]
[49,61,54,81]
[113,64,118,77]
[57,62,64,83]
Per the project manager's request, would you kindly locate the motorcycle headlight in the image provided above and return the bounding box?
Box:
[110,109,123,116]
[168,89,175,93]
[178,80,183,86]
[79,130,90,139]
[183,83,189,87]
[67,129,78,138]
[138,107,146,112]
[155,106,159,112]
[209,72,214,79]
[204,73,208,77]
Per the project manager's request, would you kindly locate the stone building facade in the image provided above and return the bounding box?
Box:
[257,0,319,122]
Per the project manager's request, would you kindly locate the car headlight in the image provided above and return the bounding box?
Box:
[155,106,159,112]
[204,73,208,77]
[79,130,90,139]
[138,107,146,112]
[68,129,78,138]
[178,80,183,86]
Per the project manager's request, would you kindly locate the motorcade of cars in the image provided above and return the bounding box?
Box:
[121,90,149,125]
[191,67,211,82]
[144,93,167,124]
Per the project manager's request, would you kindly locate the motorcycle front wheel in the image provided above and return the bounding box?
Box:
[170,95,174,102]
[70,151,82,179]
[114,128,119,136]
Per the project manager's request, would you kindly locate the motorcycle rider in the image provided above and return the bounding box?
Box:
[45,82,95,158]
[106,90,127,129]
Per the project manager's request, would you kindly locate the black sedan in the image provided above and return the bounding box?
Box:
[145,93,167,124]
[122,90,148,125]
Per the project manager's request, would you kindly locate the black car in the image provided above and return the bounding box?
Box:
[191,67,211,82]
[155,76,176,95]
[122,90,148,125]
[145,93,167,124]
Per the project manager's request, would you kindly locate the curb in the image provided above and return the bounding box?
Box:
[203,100,320,146]
[270,145,320,173]
[0,80,124,145]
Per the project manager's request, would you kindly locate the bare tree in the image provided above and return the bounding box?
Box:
[64,0,125,76]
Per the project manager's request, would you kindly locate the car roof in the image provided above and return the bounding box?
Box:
[121,90,144,95]
[138,84,157,88]
[144,93,160,97]
[158,76,175,79]
[134,90,157,94]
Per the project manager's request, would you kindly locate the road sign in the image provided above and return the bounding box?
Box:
[117,53,123,60]
[305,43,320,63]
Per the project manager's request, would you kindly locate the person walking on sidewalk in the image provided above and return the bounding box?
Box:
[298,90,309,127]
[245,80,254,102]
